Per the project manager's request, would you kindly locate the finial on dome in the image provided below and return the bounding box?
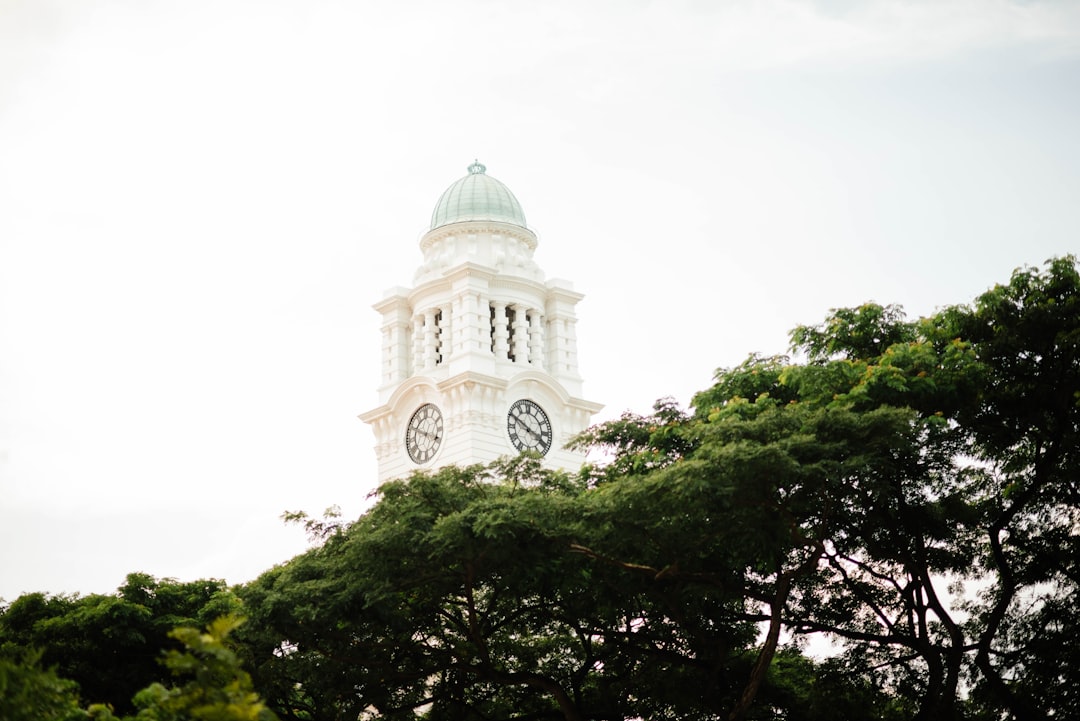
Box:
[468,160,486,175]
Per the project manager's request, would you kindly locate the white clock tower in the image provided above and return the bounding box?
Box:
[360,162,603,483]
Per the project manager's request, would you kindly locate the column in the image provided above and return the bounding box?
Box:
[528,310,545,369]
[412,315,424,375]
[511,304,529,364]
[423,309,438,370]
[491,300,509,360]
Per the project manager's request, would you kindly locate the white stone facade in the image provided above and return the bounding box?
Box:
[360,166,602,483]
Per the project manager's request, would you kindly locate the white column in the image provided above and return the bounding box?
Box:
[412,315,424,375]
[423,309,438,370]
[491,301,509,360]
[546,316,573,375]
[460,292,477,355]
[380,325,391,383]
[564,315,579,375]
[528,310,545,369]
[511,304,529,364]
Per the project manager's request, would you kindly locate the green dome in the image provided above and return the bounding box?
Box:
[430,161,527,230]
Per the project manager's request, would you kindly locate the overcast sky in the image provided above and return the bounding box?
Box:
[2,0,1079,602]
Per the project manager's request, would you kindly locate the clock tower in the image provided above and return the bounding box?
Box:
[360,162,603,483]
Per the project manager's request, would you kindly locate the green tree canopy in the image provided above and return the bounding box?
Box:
[0,574,242,713]
[567,256,1079,720]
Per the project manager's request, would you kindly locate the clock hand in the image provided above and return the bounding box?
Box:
[518,421,540,443]
[413,425,438,443]
[516,412,541,433]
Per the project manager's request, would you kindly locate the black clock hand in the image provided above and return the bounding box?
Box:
[514,414,541,443]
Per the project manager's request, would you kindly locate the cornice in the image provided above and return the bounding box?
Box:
[436,371,509,393]
[419,220,538,253]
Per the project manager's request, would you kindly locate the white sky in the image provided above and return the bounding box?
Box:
[2,0,1079,602]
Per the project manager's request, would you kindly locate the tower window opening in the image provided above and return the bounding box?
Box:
[490,304,496,353]
[506,306,516,363]
[435,310,443,365]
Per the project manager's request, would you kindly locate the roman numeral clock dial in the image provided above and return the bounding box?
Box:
[507,399,553,455]
[406,403,444,464]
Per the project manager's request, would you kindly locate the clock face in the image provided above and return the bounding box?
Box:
[406,403,443,464]
[507,399,553,456]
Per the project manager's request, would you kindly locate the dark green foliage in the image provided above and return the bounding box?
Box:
[756,649,914,721]
[85,616,278,721]
[569,397,695,482]
[238,417,913,720]
[949,257,1080,720]
[131,616,277,721]
[566,257,1079,720]
[0,651,86,721]
[789,303,915,361]
[240,459,653,720]
[0,574,241,713]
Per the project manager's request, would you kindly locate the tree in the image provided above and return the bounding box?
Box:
[0,574,242,713]
[947,257,1080,719]
[0,650,86,721]
[240,458,661,721]
[571,359,931,720]
[86,616,278,721]
[241,452,882,720]
[780,258,1079,720]
[568,257,1079,720]
[0,615,274,721]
